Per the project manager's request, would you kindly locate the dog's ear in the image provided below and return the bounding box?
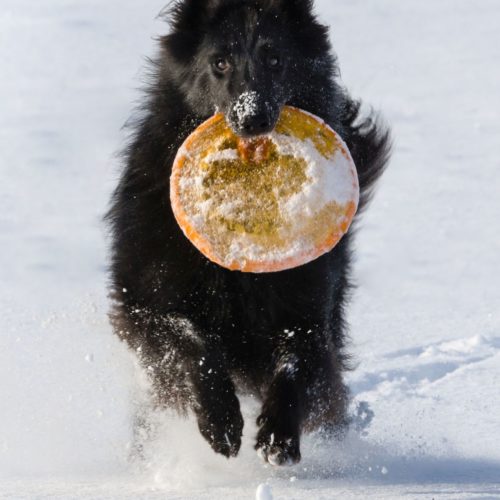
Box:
[263,0,314,17]
[263,0,321,30]
[284,0,315,16]
[160,0,221,62]
[264,0,330,58]
[162,0,212,33]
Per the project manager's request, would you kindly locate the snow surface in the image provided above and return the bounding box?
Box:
[1,0,500,498]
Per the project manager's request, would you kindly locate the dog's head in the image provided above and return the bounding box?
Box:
[162,0,334,137]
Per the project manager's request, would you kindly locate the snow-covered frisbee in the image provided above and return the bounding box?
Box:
[170,106,359,273]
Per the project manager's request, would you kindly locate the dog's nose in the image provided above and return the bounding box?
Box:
[239,113,274,137]
[228,92,280,137]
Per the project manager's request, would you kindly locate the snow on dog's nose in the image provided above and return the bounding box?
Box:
[228,91,279,138]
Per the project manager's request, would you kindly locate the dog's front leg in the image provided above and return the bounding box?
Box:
[189,344,244,458]
[120,310,244,458]
[255,326,348,466]
[255,351,304,465]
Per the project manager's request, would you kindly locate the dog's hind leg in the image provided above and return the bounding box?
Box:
[128,398,159,464]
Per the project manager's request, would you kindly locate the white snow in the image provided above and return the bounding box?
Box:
[271,132,358,211]
[1,0,500,498]
[203,149,240,163]
[234,91,259,123]
[256,483,273,500]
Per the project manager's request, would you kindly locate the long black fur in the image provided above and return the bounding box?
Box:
[106,0,391,465]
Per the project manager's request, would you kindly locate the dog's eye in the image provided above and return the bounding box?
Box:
[267,55,281,68]
[214,58,230,72]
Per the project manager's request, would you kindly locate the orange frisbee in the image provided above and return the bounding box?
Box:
[170,106,359,273]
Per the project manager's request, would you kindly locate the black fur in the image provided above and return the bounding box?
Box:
[106,0,391,465]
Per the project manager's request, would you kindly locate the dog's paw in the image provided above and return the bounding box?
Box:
[255,414,301,466]
[196,391,244,458]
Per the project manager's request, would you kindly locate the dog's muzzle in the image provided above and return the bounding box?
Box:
[227,91,281,138]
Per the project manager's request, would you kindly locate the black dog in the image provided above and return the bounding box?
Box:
[106,0,390,466]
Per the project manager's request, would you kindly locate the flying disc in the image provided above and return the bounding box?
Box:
[170,106,359,273]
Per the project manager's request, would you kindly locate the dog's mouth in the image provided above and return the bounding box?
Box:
[235,136,274,163]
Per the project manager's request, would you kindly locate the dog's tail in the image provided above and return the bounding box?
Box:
[341,98,392,214]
